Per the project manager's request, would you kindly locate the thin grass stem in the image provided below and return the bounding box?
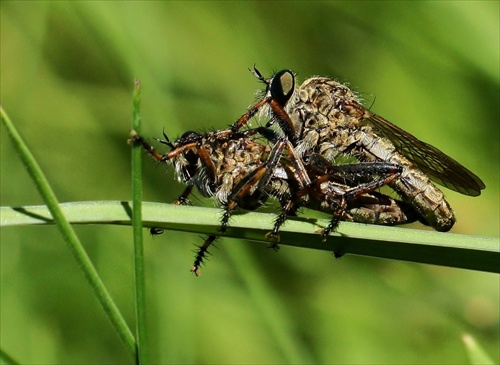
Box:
[0,107,136,359]
[131,80,149,364]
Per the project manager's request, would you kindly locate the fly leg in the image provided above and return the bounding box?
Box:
[191,235,218,276]
[231,68,297,142]
[130,130,171,236]
[264,142,312,244]
[130,129,218,188]
[305,155,415,226]
[130,130,223,275]
[173,185,194,206]
[316,163,403,240]
[291,161,403,240]
[220,136,288,235]
[237,126,313,246]
[346,192,419,226]
[129,129,170,162]
[192,128,285,275]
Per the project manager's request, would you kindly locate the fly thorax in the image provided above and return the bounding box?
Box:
[299,77,356,110]
[220,154,237,175]
[235,148,252,164]
[295,129,319,157]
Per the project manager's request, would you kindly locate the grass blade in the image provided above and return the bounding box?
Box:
[462,333,496,365]
[2,201,498,273]
[131,80,149,364]
[0,107,136,358]
[0,348,20,365]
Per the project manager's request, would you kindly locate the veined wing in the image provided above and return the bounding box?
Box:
[362,109,485,196]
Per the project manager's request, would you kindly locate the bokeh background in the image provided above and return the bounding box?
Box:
[1,1,499,364]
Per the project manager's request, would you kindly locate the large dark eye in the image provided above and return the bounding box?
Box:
[180,130,200,140]
[270,70,295,107]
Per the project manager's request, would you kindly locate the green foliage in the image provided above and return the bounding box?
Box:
[1,1,498,364]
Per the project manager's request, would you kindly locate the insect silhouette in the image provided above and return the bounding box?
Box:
[238,67,485,232]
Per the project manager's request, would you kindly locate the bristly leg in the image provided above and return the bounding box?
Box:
[265,199,297,248]
[150,227,164,236]
[191,235,218,276]
[231,68,297,143]
[320,199,347,241]
[173,185,194,205]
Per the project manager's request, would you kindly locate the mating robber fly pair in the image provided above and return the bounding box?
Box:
[129,67,485,275]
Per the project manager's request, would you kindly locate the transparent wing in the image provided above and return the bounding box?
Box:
[362,109,485,196]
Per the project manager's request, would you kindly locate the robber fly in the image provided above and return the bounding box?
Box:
[130,125,416,274]
[238,67,485,232]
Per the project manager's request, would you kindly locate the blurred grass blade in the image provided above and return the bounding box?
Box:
[462,333,496,364]
[131,80,149,364]
[2,201,499,273]
[0,348,20,365]
[226,244,316,363]
[0,107,136,358]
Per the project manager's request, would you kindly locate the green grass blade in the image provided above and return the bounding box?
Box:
[462,333,496,365]
[0,348,20,365]
[2,201,498,273]
[0,107,136,358]
[225,244,316,363]
[131,80,149,364]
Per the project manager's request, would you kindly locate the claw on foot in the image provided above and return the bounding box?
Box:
[127,130,140,145]
[265,231,280,242]
[190,266,201,276]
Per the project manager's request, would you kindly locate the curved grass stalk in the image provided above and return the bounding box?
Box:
[2,201,498,274]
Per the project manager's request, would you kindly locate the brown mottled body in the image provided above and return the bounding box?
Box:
[130,67,485,274]
[130,127,416,274]
[289,76,484,231]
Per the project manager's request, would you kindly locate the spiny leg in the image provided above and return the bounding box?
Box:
[346,192,420,226]
[190,129,283,275]
[231,68,297,142]
[219,162,273,233]
[130,131,169,235]
[173,185,194,205]
[321,197,348,240]
[265,198,298,249]
[231,97,270,132]
[148,185,195,236]
[219,136,288,237]
[313,163,403,240]
[191,235,218,276]
[192,129,282,274]
[262,133,313,243]
[129,130,169,162]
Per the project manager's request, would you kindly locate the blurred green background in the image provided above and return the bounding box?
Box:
[1,1,498,364]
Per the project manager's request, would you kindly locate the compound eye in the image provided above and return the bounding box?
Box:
[180,130,200,140]
[270,70,295,107]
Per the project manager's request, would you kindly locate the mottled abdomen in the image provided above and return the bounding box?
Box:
[359,131,455,231]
